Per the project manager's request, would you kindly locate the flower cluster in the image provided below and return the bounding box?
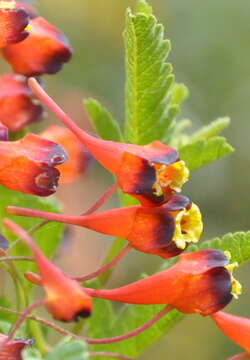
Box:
[0,0,88,196]
[3,79,246,360]
[0,2,249,360]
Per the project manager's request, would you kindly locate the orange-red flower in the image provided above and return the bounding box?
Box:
[0,1,29,48]
[27,79,190,206]
[84,249,241,316]
[4,219,92,322]
[211,312,250,356]
[2,16,72,76]
[40,125,90,184]
[0,133,67,196]
[0,334,32,360]
[7,194,203,258]
[0,74,43,131]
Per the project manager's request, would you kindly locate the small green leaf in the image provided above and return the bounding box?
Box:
[45,339,88,360]
[198,231,250,264]
[189,117,231,143]
[124,3,178,144]
[0,186,64,273]
[136,0,152,15]
[84,98,123,142]
[179,136,234,170]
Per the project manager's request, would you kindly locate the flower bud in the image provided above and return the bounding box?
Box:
[0,74,43,131]
[0,1,29,48]
[0,133,67,196]
[2,16,72,76]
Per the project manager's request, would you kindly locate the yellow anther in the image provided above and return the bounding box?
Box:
[25,24,32,32]
[153,160,189,197]
[224,257,242,299]
[172,203,203,250]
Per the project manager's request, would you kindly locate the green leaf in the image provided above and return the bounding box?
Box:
[0,186,64,273]
[179,136,234,170]
[197,231,250,264]
[23,348,43,360]
[45,339,88,360]
[84,98,123,142]
[189,117,231,143]
[90,303,183,359]
[124,2,180,144]
[88,297,114,339]
[136,0,152,15]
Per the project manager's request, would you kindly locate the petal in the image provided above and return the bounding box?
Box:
[0,74,43,131]
[178,249,229,274]
[211,312,250,353]
[128,207,178,258]
[173,266,233,315]
[2,16,72,76]
[0,133,67,196]
[116,152,160,204]
[0,7,29,48]
[163,194,191,211]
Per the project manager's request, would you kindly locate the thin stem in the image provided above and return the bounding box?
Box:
[85,305,172,344]
[82,182,119,215]
[98,238,125,286]
[226,353,250,360]
[9,220,49,250]
[89,352,133,360]
[0,256,33,262]
[0,305,172,346]
[72,244,131,281]
[7,299,44,340]
[0,300,44,354]
[28,78,87,141]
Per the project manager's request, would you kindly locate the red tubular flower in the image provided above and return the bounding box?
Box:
[27,78,189,206]
[0,133,67,196]
[7,194,203,258]
[0,1,29,48]
[83,249,242,316]
[211,312,250,356]
[0,334,32,360]
[0,74,43,131]
[40,125,90,184]
[2,16,72,76]
[3,219,92,322]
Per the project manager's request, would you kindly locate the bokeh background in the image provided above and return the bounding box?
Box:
[1,0,250,359]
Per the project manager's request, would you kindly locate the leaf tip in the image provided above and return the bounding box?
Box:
[136,0,153,15]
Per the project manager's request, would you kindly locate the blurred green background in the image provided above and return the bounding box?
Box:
[2,0,250,358]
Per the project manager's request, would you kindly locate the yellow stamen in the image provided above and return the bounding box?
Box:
[0,0,16,9]
[24,24,31,32]
[172,203,203,250]
[153,160,189,197]
[224,251,242,299]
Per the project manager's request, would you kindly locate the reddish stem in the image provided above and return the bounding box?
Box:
[89,352,133,360]
[72,244,131,281]
[28,78,92,144]
[84,305,172,344]
[82,182,118,215]
[0,299,44,353]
